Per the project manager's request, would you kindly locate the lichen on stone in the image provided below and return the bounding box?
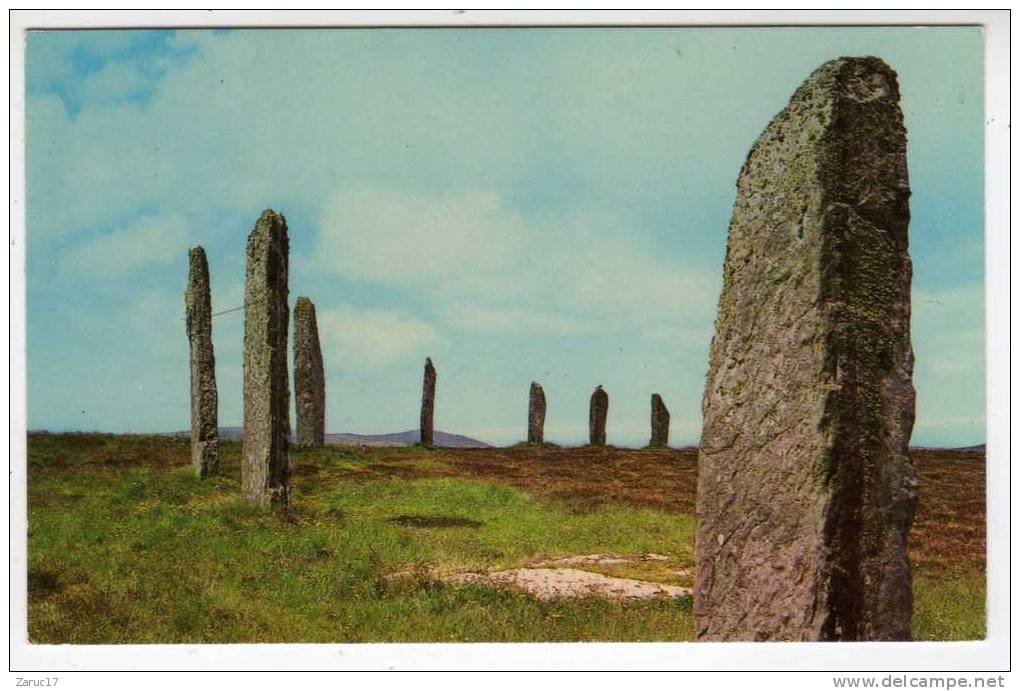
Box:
[242,209,291,507]
[695,57,917,642]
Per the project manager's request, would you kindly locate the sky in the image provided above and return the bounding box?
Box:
[24,27,985,447]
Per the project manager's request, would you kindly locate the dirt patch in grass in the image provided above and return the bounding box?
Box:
[451,567,692,601]
[388,551,695,598]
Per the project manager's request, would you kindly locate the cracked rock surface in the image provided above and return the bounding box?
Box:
[695,57,917,642]
[528,381,546,444]
[242,209,291,507]
[185,246,219,478]
[650,394,670,448]
[293,296,325,447]
[420,358,436,447]
[589,386,608,446]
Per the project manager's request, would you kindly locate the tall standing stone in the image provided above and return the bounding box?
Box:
[649,394,670,448]
[242,209,291,506]
[527,381,546,444]
[293,296,325,447]
[185,246,219,478]
[695,58,917,641]
[588,385,608,446]
[420,357,436,446]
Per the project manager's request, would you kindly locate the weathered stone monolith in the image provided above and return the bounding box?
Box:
[649,394,669,448]
[589,385,608,446]
[185,246,219,478]
[242,209,291,506]
[420,357,436,446]
[293,296,325,447]
[695,57,917,642]
[527,381,546,444]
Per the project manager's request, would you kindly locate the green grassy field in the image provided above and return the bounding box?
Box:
[25,434,985,643]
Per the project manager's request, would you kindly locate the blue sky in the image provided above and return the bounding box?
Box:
[25,27,984,447]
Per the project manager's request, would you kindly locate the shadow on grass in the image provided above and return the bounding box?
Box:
[388,514,483,528]
[27,567,61,596]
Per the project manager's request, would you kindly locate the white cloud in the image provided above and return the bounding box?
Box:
[26,30,548,245]
[307,188,720,338]
[318,305,437,370]
[441,303,591,337]
[312,186,524,284]
[545,212,721,321]
[57,214,189,280]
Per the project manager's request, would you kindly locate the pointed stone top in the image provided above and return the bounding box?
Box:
[187,246,208,273]
[187,246,209,285]
[425,356,434,368]
[531,380,541,387]
[773,57,897,116]
[811,55,896,77]
[295,295,315,311]
[248,208,288,246]
[793,56,899,107]
[259,208,286,223]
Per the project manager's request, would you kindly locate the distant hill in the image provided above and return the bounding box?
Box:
[169,427,490,448]
[911,443,986,454]
[326,430,490,448]
[34,429,981,454]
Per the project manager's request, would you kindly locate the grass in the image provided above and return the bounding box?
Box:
[912,567,986,641]
[25,433,984,642]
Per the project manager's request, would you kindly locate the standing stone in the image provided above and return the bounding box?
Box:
[649,394,670,448]
[242,209,291,506]
[588,385,608,446]
[420,357,436,446]
[185,246,219,478]
[293,297,325,447]
[695,58,917,642]
[527,381,546,444]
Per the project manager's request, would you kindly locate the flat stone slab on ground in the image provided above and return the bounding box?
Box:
[528,553,671,567]
[451,567,691,601]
